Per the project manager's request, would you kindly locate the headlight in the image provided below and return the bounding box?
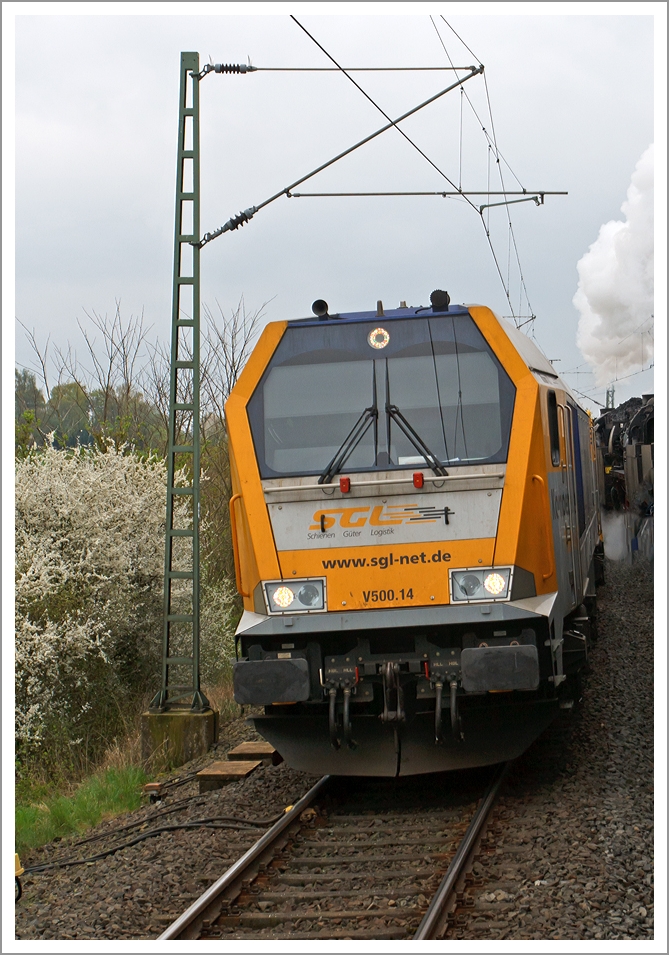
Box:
[458,573,483,597]
[295,582,322,607]
[483,572,507,596]
[450,567,512,602]
[264,578,326,614]
[272,586,295,609]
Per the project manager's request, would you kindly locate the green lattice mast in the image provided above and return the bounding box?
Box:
[151,53,208,712]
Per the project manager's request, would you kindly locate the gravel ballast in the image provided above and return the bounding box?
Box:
[447,556,654,941]
[15,719,317,940]
[15,557,654,941]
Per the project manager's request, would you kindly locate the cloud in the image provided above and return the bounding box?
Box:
[574,144,654,387]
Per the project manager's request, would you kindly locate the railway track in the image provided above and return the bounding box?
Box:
[159,762,509,941]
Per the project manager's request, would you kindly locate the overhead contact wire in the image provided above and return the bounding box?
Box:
[430,16,518,320]
[480,63,536,325]
[200,18,487,247]
[572,387,607,405]
[431,17,525,190]
[433,16,537,326]
[290,15,479,212]
[199,63,483,247]
[437,15,481,63]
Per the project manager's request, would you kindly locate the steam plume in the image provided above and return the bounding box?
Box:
[573,144,654,387]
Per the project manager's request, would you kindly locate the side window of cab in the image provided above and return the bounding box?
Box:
[547,390,560,467]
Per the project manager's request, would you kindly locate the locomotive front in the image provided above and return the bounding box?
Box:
[226,296,594,775]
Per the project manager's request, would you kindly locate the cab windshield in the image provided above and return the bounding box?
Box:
[247,313,515,479]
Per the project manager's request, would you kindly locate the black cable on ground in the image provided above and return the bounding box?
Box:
[70,796,197,847]
[29,746,274,859]
[23,812,286,875]
[70,798,278,848]
[152,770,199,791]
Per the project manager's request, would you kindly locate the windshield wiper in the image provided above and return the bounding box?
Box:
[386,403,448,477]
[318,405,378,485]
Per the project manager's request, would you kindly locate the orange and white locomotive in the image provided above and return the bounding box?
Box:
[226,292,601,775]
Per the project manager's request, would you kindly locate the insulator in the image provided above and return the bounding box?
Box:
[199,206,257,248]
[228,210,251,230]
[213,63,256,74]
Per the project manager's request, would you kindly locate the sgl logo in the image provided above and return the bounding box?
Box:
[310,503,454,531]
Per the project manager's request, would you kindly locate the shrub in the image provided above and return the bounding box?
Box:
[200,574,238,689]
[16,443,172,770]
[16,440,239,778]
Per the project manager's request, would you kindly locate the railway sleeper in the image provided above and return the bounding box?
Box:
[216,909,423,929]
[293,836,462,849]
[268,852,453,866]
[233,927,410,940]
[244,887,427,902]
[170,770,506,942]
[276,869,437,884]
[325,811,462,823]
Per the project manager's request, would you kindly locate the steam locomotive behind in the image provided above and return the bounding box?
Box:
[226,293,601,776]
[594,395,654,561]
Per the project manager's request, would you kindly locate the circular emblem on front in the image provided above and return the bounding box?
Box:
[368,327,390,349]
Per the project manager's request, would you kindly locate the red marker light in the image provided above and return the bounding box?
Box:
[339,477,351,493]
[413,472,424,488]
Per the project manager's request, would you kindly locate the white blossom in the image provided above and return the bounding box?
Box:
[16,442,237,764]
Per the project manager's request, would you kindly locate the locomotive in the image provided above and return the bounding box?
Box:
[227,292,601,776]
[594,395,654,561]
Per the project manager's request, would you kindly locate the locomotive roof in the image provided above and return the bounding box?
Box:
[287,304,471,327]
[285,303,582,410]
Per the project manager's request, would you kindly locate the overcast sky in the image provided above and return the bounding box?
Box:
[9,3,663,409]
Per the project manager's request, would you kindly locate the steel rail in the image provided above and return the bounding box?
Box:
[158,774,331,940]
[413,761,510,939]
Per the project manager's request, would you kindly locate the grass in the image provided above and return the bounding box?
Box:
[15,710,149,856]
[15,765,148,855]
[203,677,241,725]
[15,679,241,855]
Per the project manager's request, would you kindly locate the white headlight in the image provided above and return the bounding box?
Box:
[483,572,507,596]
[264,579,326,613]
[272,586,295,609]
[450,567,512,602]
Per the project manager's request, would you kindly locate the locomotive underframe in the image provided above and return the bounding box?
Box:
[234,603,585,776]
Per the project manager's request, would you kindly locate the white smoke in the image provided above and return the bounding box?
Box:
[600,511,633,563]
[574,145,654,387]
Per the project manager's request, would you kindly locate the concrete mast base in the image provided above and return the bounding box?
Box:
[140,709,219,769]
